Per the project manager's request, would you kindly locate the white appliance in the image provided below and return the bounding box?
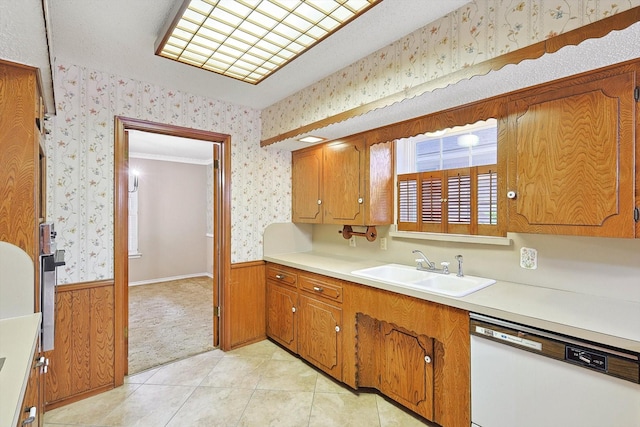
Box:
[0,242,34,319]
[470,313,640,427]
[40,223,65,351]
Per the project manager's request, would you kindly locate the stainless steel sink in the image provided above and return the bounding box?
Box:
[351,264,495,297]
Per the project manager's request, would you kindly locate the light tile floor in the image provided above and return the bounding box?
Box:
[44,340,434,427]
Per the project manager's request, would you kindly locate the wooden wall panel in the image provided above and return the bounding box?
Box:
[45,281,115,409]
[72,289,91,394]
[228,261,266,349]
[46,291,72,402]
[90,286,115,389]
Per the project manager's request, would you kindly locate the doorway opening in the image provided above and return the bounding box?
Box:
[114,117,231,383]
[126,130,216,373]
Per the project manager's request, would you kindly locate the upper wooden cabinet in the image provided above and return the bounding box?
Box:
[506,64,638,237]
[291,146,323,223]
[292,136,394,226]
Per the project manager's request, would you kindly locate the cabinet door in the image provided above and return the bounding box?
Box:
[507,70,636,237]
[379,322,434,420]
[20,350,42,427]
[323,137,365,224]
[298,295,342,380]
[266,282,297,353]
[292,147,323,223]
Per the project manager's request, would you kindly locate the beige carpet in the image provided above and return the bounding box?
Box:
[128,276,214,374]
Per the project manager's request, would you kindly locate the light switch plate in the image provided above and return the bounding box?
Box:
[520,247,537,269]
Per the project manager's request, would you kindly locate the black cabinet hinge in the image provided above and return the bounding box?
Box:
[635,86,640,102]
[213,159,219,169]
[634,207,640,223]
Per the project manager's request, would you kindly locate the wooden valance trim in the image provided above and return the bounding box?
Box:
[260,6,640,147]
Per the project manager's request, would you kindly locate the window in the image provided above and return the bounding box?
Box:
[396,119,502,236]
[128,170,141,257]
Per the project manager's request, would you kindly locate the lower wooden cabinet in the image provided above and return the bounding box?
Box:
[297,294,342,379]
[357,313,434,419]
[266,265,343,380]
[19,347,43,427]
[266,282,298,353]
[265,263,470,427]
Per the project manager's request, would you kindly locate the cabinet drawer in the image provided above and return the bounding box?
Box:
[299,274,342,303]
[266,265,297,288]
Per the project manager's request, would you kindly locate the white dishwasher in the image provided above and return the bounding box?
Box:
[470,313,640,427]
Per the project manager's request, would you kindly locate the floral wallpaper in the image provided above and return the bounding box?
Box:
[48,64,291,284]
[46,0,638,284]
[261,0,640,141]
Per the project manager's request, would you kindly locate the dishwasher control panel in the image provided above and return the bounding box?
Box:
[565,346,607,372]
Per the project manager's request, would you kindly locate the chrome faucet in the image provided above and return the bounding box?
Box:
[412,249,436,271]
[412,250,458,275]
[455,254,464,277]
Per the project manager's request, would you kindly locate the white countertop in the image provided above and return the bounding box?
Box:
[264,252,640,353]
[0,313,41,427]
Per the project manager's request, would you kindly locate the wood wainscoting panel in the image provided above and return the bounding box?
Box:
[90,285,115,389]
[71,288,91,394]
[45,280,115,410]
[228,261,266,349]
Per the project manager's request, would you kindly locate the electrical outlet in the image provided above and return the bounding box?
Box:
[349,236,357,247]
[380,237,387,250]
[520,247,537,269]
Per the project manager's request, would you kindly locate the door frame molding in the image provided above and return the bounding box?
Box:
[114,116,231,385]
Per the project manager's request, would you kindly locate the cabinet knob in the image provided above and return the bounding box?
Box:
[275,274,284,280]
[317,199,322,205]
[292,307,296,313]
[313,286,324,293]
[424,355,432,364]
[357,197,363,204]
[23,406,37,424]
[35,356,46,368]
[507,190,517,199]
[335,325,340,332]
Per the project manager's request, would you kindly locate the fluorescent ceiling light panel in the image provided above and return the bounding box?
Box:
[156,0,381,84]
[298,135,325,143]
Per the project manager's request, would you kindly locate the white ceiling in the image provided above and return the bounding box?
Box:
[48,0,468,110]
[7,1,638,157]
[44,0,466,157]
[128,130,215,164]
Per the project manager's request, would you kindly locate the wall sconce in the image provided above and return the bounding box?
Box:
[129,170,139,193]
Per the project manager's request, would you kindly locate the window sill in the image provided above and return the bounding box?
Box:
[128,252,142,259]
[388,226,512,246]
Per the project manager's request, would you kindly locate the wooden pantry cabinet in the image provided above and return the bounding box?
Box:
[291,135,394,226]
[0,60,46,297]
[1,60,47,427]
[506,63,639,237]
[265,262,470,426]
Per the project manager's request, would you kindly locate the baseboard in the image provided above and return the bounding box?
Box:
[129,272,212,286]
